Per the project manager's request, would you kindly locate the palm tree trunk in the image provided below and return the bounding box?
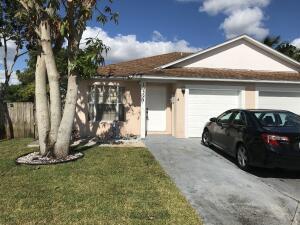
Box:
[40,20,62,147]
[35,54,50,156]
[53,74,78,158]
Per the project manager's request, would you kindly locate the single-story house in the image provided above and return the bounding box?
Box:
[75,34,300,139]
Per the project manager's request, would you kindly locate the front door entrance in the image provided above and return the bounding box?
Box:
[146,86,166,132]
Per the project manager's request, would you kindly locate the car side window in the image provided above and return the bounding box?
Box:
[259,113,276,126]
[218,111,234,124]
[232,112,246,126]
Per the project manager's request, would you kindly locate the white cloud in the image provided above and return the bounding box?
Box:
[152,30,167,42]
[0,70,19,84]
[81,27,200,63]
[200,0,270,15]
[220,7,269,39]
[0,40,21,84]
[198,0,271,40]
[0,39,17,70]
[292,38,300,48]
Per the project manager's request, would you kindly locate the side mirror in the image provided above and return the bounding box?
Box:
[210,117,217,122]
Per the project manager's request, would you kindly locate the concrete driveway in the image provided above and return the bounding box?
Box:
[144,135,300,225]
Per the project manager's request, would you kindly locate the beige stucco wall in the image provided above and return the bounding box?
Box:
[173,84,185,138]
[245,84,256,109]
[177,39,299,72]
[75,79,260,139]
[75,80,141,138]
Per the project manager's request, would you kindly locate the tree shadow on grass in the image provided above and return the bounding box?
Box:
[70,140,98,154]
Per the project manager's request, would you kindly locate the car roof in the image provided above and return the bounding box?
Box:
[229,109,291,112]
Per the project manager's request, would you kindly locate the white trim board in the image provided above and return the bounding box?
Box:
[93,75,300,85]
[140,76,300,84]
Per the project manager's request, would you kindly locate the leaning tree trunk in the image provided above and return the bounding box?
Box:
[35,55,50,156]
[53,74,78,158]
[0,89,6,139]
[0,79,13,139]
[40,20,62,147]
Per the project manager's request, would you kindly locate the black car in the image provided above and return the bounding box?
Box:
[202,109,300,171]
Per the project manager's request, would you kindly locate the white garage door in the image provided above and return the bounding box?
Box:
[258,91,300,115]
[187,89,241,137]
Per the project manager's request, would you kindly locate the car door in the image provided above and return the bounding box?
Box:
[226,111,247,156]
[213,111,235,150]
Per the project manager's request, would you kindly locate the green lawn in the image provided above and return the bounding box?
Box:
[0,139,202,225]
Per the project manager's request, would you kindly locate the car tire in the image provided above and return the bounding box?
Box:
[202,129,211,147]
[236,144,250,171]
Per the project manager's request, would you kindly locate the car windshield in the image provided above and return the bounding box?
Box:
[252,111,300,127]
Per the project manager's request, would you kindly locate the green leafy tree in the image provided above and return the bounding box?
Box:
[0,0,28,97]
[0,0,28,138]
[5,44,108,103]
[16,0,117,157]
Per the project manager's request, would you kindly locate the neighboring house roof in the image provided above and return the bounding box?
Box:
[97,52,193,76]
[158,34,300,69]
[97,35,300,82]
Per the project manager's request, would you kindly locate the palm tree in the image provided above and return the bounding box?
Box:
[263,36,281,48]
[263,35,300,62]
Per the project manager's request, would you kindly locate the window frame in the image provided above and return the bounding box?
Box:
[88,85,125,122]
[217,111,235,124]
[252,111,300,127]
[232,111,247,126]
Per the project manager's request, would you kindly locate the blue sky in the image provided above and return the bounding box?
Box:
[81,0,300,64]
[1,0,300,83]
[93,0,299,48]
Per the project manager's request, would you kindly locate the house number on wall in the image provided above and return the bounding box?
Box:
[141,82,146,103]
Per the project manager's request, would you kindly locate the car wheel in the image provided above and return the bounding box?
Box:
[202,130,211,147]
[236,144,250,171]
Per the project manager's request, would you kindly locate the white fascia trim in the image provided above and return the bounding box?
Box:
[141,75,300,84]
[157,34,300,70]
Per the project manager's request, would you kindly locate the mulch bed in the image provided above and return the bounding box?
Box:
[16,152,84,165]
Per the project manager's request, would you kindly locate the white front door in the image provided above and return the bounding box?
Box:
[146,86,167,132]
[187,88,241,137]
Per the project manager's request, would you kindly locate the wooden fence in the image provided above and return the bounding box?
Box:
[0,102,36,139]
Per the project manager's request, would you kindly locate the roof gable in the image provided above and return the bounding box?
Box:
[159,35,300,72]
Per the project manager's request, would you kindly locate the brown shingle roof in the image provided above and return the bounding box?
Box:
[97,52,193,76]
[153,68,300,81]
[97,52,300,81]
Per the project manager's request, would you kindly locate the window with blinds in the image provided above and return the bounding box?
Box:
[88,86,125,122]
